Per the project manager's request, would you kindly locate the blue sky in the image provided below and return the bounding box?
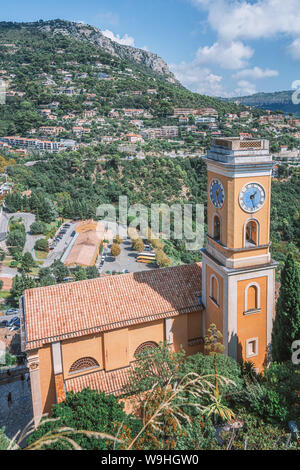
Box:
[2,0,300,97]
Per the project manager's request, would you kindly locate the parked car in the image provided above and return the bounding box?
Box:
[0,319,8,327]
[8,317,20,327]
[6,308,19,315]
[71,231,76,237]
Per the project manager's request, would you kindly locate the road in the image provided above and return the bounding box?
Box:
[0,211,79,270]
[0,211,39,255]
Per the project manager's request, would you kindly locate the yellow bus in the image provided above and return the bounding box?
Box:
[137,251,156,258]
[137,255,157,264]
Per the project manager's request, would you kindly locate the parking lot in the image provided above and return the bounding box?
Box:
[99,239,157,275]
[43,221,78,267]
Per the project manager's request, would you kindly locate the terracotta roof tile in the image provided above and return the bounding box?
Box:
[24,263,202,350]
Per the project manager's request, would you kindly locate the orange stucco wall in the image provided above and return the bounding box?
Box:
[38,344,56,414]
[128,320,164,362]
[62,334,103,378]
[205,264,223,335]
[103,328,129,371]
[237,276,268,370]
[36,313,204,416]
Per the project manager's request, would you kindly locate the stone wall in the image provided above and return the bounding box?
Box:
[0,366,33,440]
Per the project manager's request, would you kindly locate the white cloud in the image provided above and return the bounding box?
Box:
[234,80,257,96]
[102,29,135,47]
[170,62,225,96]
[233,66,278,79]
[195,40,253,69]
[287,37,300,59]
[192,0,300,41]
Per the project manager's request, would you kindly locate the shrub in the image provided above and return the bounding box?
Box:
[27,389,141,450]
[133,238,145,252]
[0,427,9,450]
[113,235,123,244]
[30,221,46,235]
[155,249,172,267]
[181,353,243,399]
[111,243,121,257]
[238,381,289,423]
[34,238,48,252]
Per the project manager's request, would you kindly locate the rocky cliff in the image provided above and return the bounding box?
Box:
[35,19,177,83]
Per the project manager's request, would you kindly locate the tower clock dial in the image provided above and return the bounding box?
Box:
[209,179,225,208]
[239,182,266,213]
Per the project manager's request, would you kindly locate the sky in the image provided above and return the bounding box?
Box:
[1,0,300,97]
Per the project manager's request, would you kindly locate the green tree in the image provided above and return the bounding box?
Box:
[27,389,141,450]
[11,274,36,304]
[52,260,69,283]
[34,238,48,252]
[125,342,186,396]
[73,267,87,281]
[272,253,300,362]
[30,221,46,235]
[86,266,98,279]
[21,252,35,273]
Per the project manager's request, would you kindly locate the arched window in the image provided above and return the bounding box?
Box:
[134,341,158,358]
[245,220,259,246]
[213,215,221,242]
[244,283,261,313]
[210,274,219,306]
[69,357,99,374]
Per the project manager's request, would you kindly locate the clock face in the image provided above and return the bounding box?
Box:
[239,183,266,213]
[209,179,225,208]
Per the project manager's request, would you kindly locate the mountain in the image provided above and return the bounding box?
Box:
[0,19,243,137]
[221,90,300,116]
[2,19,177,83]
[39,20,177,83]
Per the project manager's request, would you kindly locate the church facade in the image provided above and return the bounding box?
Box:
[21,137,276,426]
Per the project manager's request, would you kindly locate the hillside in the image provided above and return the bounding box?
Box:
[0,19,244,137]
[221,90,300,116]
[36,19,177,83]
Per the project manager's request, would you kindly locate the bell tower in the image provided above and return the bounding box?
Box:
[201,138,277,371]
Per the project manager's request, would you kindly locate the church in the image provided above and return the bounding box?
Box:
[21,137,276,426]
